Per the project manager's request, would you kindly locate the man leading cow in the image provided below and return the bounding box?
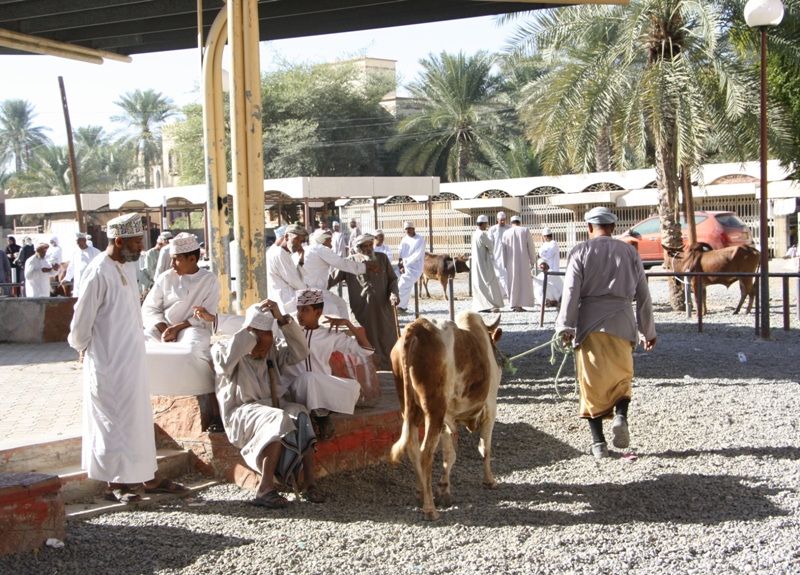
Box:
[556,206,656,459]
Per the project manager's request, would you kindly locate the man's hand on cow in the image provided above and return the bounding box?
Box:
[390,293,400,306]
[644,337,657,351]
[192,306,215,323]
[365,263,382,274]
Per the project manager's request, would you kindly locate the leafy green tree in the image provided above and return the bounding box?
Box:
[389,51,511,182]
[505,1,793,309]
[0,99,51,173]
[260,58,397,177]
[469,135,541,180]
[112,89,176,188]
[164,103,211,186]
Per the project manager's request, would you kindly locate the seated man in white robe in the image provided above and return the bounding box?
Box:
[533,257,563,308]
[303,228,381,319]
[212,301,324,508]
[283,288,374,440]
[142,233,220,361]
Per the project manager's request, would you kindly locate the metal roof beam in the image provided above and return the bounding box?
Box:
[0,0,146,23]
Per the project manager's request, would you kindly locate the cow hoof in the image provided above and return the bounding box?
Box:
[423,510,440,521]
[434,491,452,507]
[483,481,498,490]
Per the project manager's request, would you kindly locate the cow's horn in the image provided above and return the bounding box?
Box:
[486,314,501,331]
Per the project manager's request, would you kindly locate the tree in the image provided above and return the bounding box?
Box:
[260,58,398,177]
[389,51,511,182]
[112,89,175,188]
[0,99,51,173]
[506,2,793,310]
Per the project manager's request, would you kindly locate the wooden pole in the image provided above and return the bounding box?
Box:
[373,197,379,232]
[58,77,85,234]
[428,195,434,252]
[681,165,697,245]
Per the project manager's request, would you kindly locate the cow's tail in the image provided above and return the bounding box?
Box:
[390,322,420,465]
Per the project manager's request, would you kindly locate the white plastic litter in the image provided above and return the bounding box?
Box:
[738,352,747,363]
[45,538,64,549]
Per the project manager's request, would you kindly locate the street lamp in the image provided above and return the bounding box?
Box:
[745,0,784,339]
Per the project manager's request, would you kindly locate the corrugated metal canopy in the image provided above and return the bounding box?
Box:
[0,0,564,57]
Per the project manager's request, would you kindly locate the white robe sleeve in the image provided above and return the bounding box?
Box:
[333,331,374,357]
[213,329,257,376]
[273,318,311,370]
[186,274,220,328]
[141,276,167,327]
[68,268,106,352]
[318,246,366,275]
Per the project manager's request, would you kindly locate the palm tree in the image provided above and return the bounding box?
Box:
[469,135,541,180]
[389,51,512,182]
[112,89,175,188]
[11,144,72,197]
[506,1,793,309]
[0,99,51,173]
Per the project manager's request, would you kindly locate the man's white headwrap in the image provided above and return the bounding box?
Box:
[50,236,59,245]
[170,232,201,255]
[332,221,341,228]
[356,233,375,247]
[311,229,332,244]
[510,215,521,223]
[374,229,384,235]
[285,223,309,238]
[477,215,488,224]
[497,212,507,220]
[403,221,415,229]
[75,232,88,239]
[244,304,275,331]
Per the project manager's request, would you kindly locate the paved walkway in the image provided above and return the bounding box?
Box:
[0,342,82,450]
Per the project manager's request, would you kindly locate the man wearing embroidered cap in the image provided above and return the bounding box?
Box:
[303,228,382,319]
[266,223,309,315]
[69,213,187,502]
[396,221,426,314]
[347,218,362,256]
[556,206,657,460]
[329,232,400,370]
[373,229,392,261]
[502,215,538,312]
[61,232,101,298]
[24,242,59,297]
[212,299,324,507]
[154,230,174,278]
[538,226,560,273]
[140,235,167,294]
[331,221,346,258]
[470,215,504,313]
[488,212,510,297]
[142,233,220,362]
[283,288,374,440]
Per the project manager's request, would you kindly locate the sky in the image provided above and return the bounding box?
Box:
[0,15,522,147]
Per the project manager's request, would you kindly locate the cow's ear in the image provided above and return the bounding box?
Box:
[492,328,503,344]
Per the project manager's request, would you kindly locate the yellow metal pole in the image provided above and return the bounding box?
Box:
[0,28,131,62]
[228,0,252,312]
[202,7,232,312]
[243,0,265,303]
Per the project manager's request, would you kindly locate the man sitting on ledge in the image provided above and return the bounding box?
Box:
[142,232,220,361]
[211,300,323,508]
[282,288,374,440]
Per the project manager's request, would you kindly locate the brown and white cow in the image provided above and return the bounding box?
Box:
[389,311,502,521]
[418,252,470,299]
[666,243,760,315]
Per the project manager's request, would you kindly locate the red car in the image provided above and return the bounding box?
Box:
[618,211,754,268]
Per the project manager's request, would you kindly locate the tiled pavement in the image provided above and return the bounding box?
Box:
[0,342,82,450]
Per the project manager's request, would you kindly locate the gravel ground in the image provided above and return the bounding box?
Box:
[3,273,799,575]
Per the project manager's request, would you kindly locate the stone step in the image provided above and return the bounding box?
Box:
[0,436,82,475]
[53,448,193,504]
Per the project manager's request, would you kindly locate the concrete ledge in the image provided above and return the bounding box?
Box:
[0,472,66,556]
[0,298,75,343]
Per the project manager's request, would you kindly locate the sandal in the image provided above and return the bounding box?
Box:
[301,484,326,503]
[144,478,190,494]
[104,487,141,504]
[252,490,289,508]
[313,415,335,441]
[206,416,225,433]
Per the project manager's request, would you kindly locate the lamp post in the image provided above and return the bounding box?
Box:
[745,0,784,340]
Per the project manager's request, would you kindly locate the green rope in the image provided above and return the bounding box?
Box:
[496,334,577,401]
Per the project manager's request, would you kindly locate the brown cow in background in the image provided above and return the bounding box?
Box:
[390,312,502,521]
[418,252,470,299]
[666,244,760,315]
